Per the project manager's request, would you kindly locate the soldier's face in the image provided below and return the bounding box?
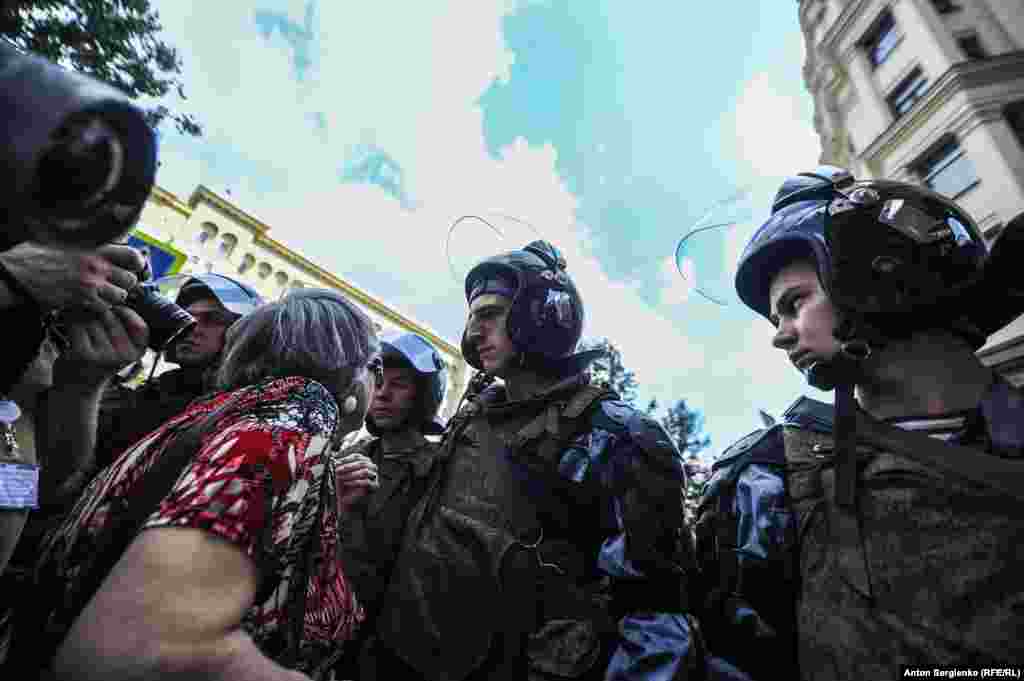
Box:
[768,260,842,373]
[369,366,419,432]
[173,298,236,369]
[466,294,517,376]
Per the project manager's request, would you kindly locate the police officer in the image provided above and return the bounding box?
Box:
[694,167,1024,680]
[336,331,448,677]
[366,240,702,681]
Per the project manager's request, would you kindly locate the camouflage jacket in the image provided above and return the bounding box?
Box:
[336,434,441,620]
[695,376,1024,680]
[376,374,703,681]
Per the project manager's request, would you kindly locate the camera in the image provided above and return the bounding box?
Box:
[124,282,196,352]
[0,40,157,251]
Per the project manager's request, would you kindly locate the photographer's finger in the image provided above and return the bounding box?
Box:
[107,266,139,293]
[97,282,130,307]
[83,313,116,356]
[101,244,148,274]
[111,305,150,350]
[63,322,96,359]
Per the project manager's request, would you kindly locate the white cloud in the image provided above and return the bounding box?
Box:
[149,0,705,387]
[658,255,694,306]
[729,71,821,189]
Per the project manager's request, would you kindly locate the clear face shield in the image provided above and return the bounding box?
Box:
[672,188,756,308]
[445,213,546,288]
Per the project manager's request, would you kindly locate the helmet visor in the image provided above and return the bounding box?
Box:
[381,331,446,374]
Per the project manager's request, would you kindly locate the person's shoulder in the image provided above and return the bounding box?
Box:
[587,395,636,434]
[248,376,341,433]
[586,396,685,471]
[713,427,786,473]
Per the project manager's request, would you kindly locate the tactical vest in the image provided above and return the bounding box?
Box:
[376,379,614,681]
[336,436,439,621]
[698,389,1024,680]
[786,422,1024,679]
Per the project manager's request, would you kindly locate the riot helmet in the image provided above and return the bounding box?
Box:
[461,240,596,376]
[164,273,264,364]
[735,166,989,373]
[175,273,264,316]
[736,166,994,512]
[366,331,448,436]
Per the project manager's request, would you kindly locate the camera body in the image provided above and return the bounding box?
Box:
[0,40,158,251]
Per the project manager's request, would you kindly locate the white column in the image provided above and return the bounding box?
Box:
[892,0,963,72]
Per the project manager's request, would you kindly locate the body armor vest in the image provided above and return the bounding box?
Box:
[784,424,1024,679]
[377,378,613,681]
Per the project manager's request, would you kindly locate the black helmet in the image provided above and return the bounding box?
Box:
[461,239,595,376]
[735,165,989,346]
[366,331,448,436]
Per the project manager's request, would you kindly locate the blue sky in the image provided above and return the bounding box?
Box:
[148,0,830,458]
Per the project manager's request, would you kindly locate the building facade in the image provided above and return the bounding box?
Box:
[799,0,1024,383]
[135,184,471,422]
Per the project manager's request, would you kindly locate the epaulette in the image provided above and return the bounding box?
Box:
[589,399,635,433]
[711,426,784,472]
[781,395,834,433]
[626,411,685,477]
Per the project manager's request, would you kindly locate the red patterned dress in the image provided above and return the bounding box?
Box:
[33,376,363,674]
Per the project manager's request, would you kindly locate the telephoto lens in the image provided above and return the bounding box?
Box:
[124,283,197,352]
[0,40,157,250]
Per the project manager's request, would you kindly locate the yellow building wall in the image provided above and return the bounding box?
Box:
[136,185,472,421]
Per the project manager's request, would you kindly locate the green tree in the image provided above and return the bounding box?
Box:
[647,397,712,525]
[0,0,201,136]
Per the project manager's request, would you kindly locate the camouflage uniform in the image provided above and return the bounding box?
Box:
[368,374,702,681]
[695,378,1024,680]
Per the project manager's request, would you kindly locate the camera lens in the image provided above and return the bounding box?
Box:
[125,283,197,352]
[35,116,123,211]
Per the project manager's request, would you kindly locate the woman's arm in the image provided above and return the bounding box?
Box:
[53,527,309,681]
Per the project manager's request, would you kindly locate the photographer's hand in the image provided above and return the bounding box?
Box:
[37,306,150,504]
[55,305,150,387]
[0,242,146,313]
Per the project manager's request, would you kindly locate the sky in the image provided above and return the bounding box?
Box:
[147,0,831,459]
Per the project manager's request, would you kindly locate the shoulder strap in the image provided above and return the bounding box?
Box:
[513,384,615,462]
[855,409,1024,503]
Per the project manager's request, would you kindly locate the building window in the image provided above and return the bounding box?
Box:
[237,253,255,275]
[929,0,959,14]
[1007,101,1024,148]
[861,10,899,68]
[217,233,238,260]
[887,67,929,118]
[914,138,979,199]
[956,33,986,60]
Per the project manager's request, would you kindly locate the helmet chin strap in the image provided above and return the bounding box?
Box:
[803,318,874,509]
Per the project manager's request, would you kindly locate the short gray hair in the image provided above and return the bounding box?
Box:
[215,288,379,402]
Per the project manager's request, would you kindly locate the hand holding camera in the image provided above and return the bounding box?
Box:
[0,241,146,313]
[53,305,150,389]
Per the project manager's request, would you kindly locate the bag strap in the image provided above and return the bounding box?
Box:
[854,409,1024,503]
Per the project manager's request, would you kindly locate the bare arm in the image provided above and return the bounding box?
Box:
[37,306,148,502]
[53,527,310,681]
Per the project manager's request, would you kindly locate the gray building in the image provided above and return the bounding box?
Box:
[798,0,1024,383]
